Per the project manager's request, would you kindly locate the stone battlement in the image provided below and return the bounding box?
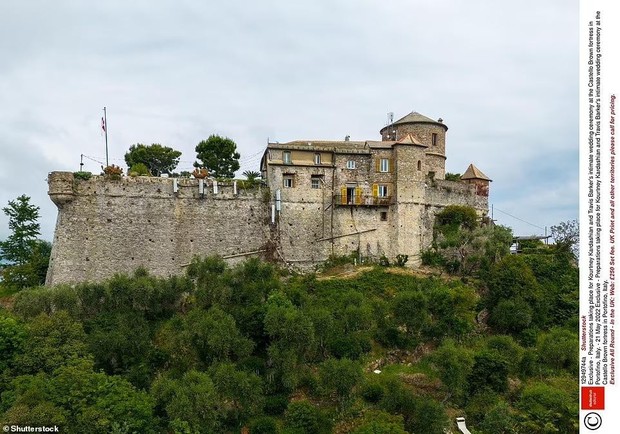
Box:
[46,172,270,285]
[46,111,491,285]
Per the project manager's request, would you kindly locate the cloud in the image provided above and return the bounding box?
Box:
[0,0,578,242]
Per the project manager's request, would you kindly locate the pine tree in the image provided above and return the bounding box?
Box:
[0,195,48,288]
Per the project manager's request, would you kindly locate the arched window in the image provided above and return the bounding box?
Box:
[417,160,422,171]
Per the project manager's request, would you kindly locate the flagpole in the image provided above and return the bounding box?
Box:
[103,107,109,167]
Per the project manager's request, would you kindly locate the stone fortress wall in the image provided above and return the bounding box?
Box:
[46,172,270,285]
[45,111,490,285]
[46,172,485,285]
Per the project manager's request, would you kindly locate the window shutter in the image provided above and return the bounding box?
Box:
[355,187,362,205]
[375,158,380,172]
[372,184,379,197]
[340,186,347,204]
[388,158,393,173]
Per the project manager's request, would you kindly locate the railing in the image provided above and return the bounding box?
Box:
[333,195,393,206]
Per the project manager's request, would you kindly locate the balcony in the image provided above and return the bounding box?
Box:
[334,195,393,207]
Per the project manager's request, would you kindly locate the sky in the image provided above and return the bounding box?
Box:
[0,0,578,242]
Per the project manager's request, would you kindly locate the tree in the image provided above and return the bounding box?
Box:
[4,358,156,433]
[467,350,509,396]
[550,219,579,259]
[124,143,182,176]
[516,378,578,434]
[430,339,474,403]
[210,362,264,428]
[151,370,221,433]
[242,170,261,181]
[318,358,362,407]
[1,195,49,289]
[195,135,241,178]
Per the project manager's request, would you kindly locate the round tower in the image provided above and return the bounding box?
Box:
[379,112,448,179]
[48,171,75,207]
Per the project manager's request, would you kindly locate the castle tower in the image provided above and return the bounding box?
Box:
[461,163,492,197]
[379,111,448,179]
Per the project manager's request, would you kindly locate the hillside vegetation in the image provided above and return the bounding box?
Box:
[0,241,578,433]
[0,207,579,433]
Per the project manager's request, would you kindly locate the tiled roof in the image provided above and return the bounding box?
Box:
[395,133,427,147]
[393,111,442,125]
[267,140,371,153]
[461,164,491,181]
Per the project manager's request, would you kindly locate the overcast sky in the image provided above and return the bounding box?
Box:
[0,0,577,241]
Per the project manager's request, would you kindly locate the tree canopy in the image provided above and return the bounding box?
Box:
[2,240,579,433]
[194,135,241,179]
[0,195,50,289]
[124,143,182,176]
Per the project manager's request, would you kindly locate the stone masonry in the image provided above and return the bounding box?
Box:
[46,111,491,285]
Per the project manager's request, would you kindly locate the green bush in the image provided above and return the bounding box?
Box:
[264,394,289,416]
[435,205,478,231]
[250,416,278,434]
[378,255,390,266]
[128,163,151,177]
[420,249,444,267]
[361,382,384,403]
[73,171,92,181]
[284,400,328,434]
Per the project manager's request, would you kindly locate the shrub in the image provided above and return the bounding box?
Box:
[285,400,327,434]
[420,249,445,267]
[128,163,151,177]
[73,171,92,181]
[192,168,209,179]
[395,254,408,267]
[249,416,278,434]
[361,382,384,403]
[103,165,123,179]
[435,205,478,231]
[264,394,289,416]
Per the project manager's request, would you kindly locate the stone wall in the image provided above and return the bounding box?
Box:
[46,166,489,283]
[46,172,270,285]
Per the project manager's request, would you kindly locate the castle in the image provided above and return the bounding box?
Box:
[45,111,490,285]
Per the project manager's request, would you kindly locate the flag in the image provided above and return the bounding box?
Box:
[101,117,106,133]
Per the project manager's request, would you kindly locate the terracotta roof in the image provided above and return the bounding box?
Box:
[267,140,371,153]
[461,164,492,181]
[395,133,427,147]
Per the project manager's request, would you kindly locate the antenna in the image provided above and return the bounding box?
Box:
[386,112,394,139]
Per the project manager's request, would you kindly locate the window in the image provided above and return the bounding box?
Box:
[283,151,292,164]
[380,211,388,221]
[283,175,294,188]
[311,175,322,189]
[431,133,438,146]
[378,185,389,197]
[417,160,422,171]
[346,160,356,170]
[379,158,390,173]
[314,153,321,165]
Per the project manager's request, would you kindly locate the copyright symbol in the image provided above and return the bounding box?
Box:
[584,412,602,430]
[3,426,8,432]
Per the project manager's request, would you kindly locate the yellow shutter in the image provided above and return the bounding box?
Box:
[355,187,362,205]
[388,158,393,173]
[372,184,379,197]
[340,186,347,204]
[375,158,380,172]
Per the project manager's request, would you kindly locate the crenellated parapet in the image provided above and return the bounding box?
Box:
[45,173,271,286]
